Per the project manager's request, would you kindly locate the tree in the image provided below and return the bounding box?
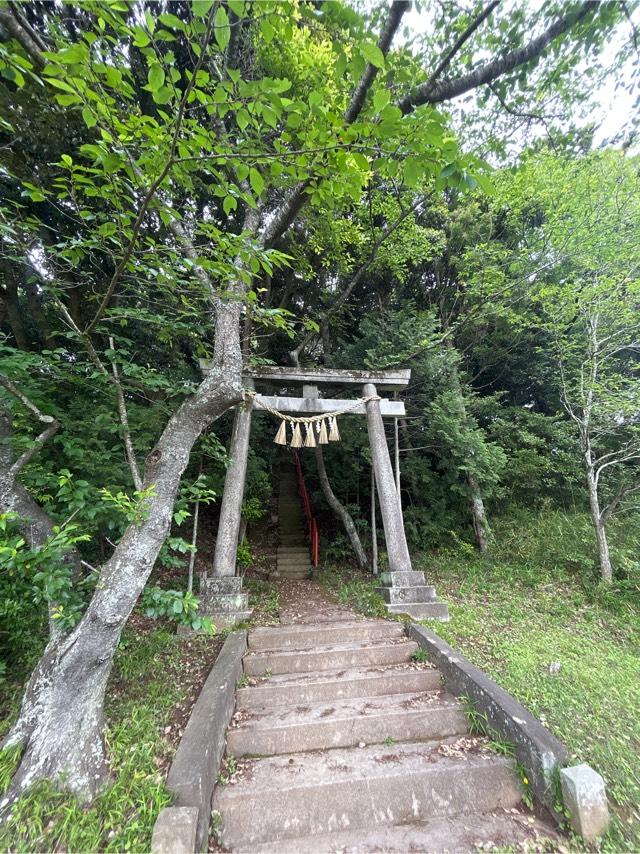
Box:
[0,0,630,805]
[490,152,640,581]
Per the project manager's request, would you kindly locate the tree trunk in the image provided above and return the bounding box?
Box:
[467,472,489,553]
[586,467,613,583]
[314,445,368,569]
[1,303,244,807]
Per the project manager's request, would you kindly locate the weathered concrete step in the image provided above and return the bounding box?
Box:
[262,811,553,854]
[274,572,309,581]
[213,741,521,847]
[243,638,419,676]
[248,620,405,651]
[237,663,441,709]
[387,602,450,621]
[378,585,436,604]
[227,691,466,757]
[277,546,310,554]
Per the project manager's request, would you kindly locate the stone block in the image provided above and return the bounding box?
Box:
[560,764,609,841]
[379,570,427,587]
[151,806,198,854]
[377,584,436,604]
[167,631,247,851]
[203,576,242,595]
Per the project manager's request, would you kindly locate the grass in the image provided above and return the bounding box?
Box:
[0,621,223,853]
[320,509,639,852]
[317,564,387,617]
[421,511,640,852]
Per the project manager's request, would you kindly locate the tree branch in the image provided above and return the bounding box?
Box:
[108,337,142,491]
[0,373,60,477]
[262,0,410,248]
[398,1,598,113]
[422,0,500,93]
[0,6,46,69]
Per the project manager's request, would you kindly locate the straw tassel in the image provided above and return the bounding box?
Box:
[304,423,316,448]
[318,418,328,444]
[291,422,303,448]
[329,416,340,441]
[274,419,287,445]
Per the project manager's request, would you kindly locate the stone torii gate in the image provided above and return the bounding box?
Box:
[198,364,448,625]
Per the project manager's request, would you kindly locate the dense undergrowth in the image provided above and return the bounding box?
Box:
[321,508,640,852]
[0,623,223,852]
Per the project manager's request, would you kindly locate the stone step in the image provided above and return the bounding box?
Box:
[377,585,436,604]
[213,740,521,847]
[277,555,311,564]
[248,620,405,651]
[387,602,450,621]
[274,572,309,581]
[263,812,550,854]
[278,539,307,547]
[227,691,466,757]
[237,663,441,709]
[243,639,418,676]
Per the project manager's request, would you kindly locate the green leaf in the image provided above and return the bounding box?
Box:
[82,107,97,128]
[132,27,150,47]
[361,42,385,69]
[403,157,422,188]
[373,89,390,113]
[223,195,238,215]
[260,19,275,43]
[228,0,245,15]
[249,167,265,197]
[262,105,278,128]
[214,5,231,51]
[148,62,165,91]
[159,12,185,30]
[236,108,250,130]
[152,85,174,105]
[192,0,214,16]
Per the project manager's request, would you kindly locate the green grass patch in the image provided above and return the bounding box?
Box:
[317,564,387,617]
[0,623,222,852]
[418,510,640,852]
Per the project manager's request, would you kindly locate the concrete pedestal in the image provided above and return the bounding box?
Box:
[199,576,253,629]
[376,570,449,621]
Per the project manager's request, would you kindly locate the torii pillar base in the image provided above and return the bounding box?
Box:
[375,571,449,622]
[198,576,252,630]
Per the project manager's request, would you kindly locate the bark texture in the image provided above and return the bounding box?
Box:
[314,445,368,569]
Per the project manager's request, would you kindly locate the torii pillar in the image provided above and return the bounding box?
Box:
[199,388,253,628]
[364,382,449,621]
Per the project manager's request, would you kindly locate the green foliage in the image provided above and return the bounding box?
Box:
[423,510,640,850]
[0,513,92,673]
[0,625,220,852]
[318,565,387,618]
[236,539,253,568]
[100,485,158,527]
[140,586,213,632]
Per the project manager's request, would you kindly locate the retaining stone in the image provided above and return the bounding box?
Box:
[560,764,609,841]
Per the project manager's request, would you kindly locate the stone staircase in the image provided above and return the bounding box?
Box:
[213,618,536,852]
[276,464,311,581]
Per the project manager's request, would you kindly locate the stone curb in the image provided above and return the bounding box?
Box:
[158,629,247,852]
[408,624,568,814]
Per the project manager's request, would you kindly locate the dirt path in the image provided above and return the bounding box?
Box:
[273,577,360,625]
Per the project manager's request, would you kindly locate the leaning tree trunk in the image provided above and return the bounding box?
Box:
[586,467,613,583]
[467,472,489,554]
[0,304,244,809]
[314,445,368,569]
